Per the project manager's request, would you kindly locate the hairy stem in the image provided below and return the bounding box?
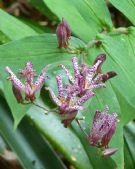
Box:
[75,118,88,137]
[32,102,49,114]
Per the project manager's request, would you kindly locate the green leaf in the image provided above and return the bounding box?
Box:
[96,32,135,124]
[27,100,93,169]
[28,0,58,21]
[124,122,135,169]
[42,0,112,42]
[0,31,10,44]
[71,0,112,28]
[0,135,7,154]
[86,37,126,169]
[71,120,122,169]
[124,122,135,164]
[84,86,124,169]
[85,30,135,168]
[124,138,135,169]
[19,17,53,34]
[110,0,135,25]
[84,72,123,168]
[0,9,37,40]
[0,97,67,169]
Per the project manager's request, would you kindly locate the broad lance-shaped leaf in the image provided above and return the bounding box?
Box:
[0,135,7,154]
[71,0,112,28]
[85,30,135,168]
[42,0,112,42]
[110,0,135,25]
[0,9,37,40]
[68,78,123,169]
[0,34,85,126]
[92,32,135,124]
[87,31,135,166]
[86,41,124,169]
[0,98,67,169]
[28,0,58,21]
[71,120,119,169]
[19,18,53,34]
[124,138,135,169]
[26,100,93,169]
[83,85,123,169]
[124,122,135,169]
[124,122,135,164]
[0,31,10,44]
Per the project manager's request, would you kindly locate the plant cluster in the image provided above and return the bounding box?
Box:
[6,18,118,156]
[1,0,135,168]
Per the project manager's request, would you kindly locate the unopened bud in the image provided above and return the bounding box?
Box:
[93,54,106,73]
[56,18,71,48]
[102,148,118,157]
[94,54,106,65]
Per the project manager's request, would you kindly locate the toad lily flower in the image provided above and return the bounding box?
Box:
[59,54,117,96]
[56,17,71,48]
[46,75,94,127]
[88,107,118,148]
[6,62,50,103]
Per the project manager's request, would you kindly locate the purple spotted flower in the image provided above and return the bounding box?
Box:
[59,54,117,96]
[88,107,118,148]
[46,75,94,127]
[56,17,71,48]
[6,62,50,102]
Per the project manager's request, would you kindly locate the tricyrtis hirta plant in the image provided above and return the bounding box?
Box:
[2,0,135,168]
[5,17,118,161]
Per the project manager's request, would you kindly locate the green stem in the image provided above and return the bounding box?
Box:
[87,39,102,49]
[112,27,128,34]
[32,102,59,114]
[22,101,58,114]
[32,102,49,114]
[75,118,88,137]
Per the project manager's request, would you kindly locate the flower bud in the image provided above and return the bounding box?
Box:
[101,148,118,157]
[56,18,71,48]
[93,54,106,73]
